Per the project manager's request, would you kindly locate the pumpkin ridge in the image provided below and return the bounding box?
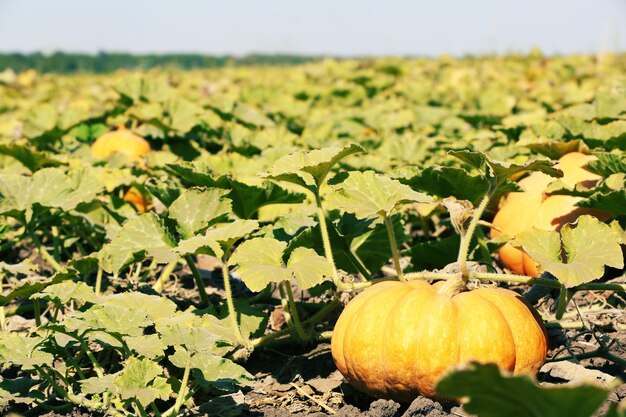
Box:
[379,285,430,397]
[467,290,518,367]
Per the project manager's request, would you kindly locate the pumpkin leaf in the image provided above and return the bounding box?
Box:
[513,215,624,287]
[114,357,171,406]
[327,170,432,219]
[98,213,177,273]
[0,167,102,222]
[436,362,609,417]
[0,335,54,368]
[230,237,332,291]
[263,144,365,191]
[168,188,232,239]
[176,219,259,258]
[449,149,562,192]
[397,165,489,204]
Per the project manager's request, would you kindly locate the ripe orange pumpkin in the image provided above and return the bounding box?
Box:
[491,152,602,276]
[91,126,151,162]
[123,188,150,213]
[331,280,547,401]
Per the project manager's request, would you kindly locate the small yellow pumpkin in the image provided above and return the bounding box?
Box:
[91,126,151,162]
[491,152,602,276]
[331,280,547,401]
[123,188,150,213]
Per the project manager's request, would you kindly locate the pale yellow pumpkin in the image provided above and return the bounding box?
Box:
[91,126,151,162]
[331,280,547,401]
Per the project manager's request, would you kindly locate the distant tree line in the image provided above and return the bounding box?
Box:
[0,52,320,73]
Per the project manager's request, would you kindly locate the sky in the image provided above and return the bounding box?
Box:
[0,0,625,56]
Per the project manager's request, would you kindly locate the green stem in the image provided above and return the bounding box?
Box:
[314,192,340,286]
[163,364,191,417]
[0,272,6,333]
[284,281,308,341]
[153,259,178,293]
[457,190,492,282]
[555,286,570,320]
[184,255,209,306]
[384,214,404,281]
[221,258,247,347]
[95,266,103,297]
[30,228,63,272]
[33,299,42,326]
[51,226,60,263]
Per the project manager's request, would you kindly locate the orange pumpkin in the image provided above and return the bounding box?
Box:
[123,188,150,213]
[91,126,151,162]
[331,280,547,401]
[491,152,602,276]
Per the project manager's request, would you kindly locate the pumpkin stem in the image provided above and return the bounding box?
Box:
[436,276,465,297]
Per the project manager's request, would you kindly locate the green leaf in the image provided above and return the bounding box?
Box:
[171,347,252,390]
[264,144,365,190]
[80,374,115,395]
[0,144,62,172]
[328,170,432,219]
[398,165,489,204]
[436,363,609,417]
[114,357,171,406]
[124,334,166,359]
[157,314,224,354]
[525,140,590,160]
[578,189,626,216]
[230,238,289,291]
[450,149,562,191]
[99,213,177,273]
[102,292,178,321]
[31,281,96,304]
[0,335,54,368]
[406,235,461,271]
[0,267,81,306]
[513,215,624,287]
[230,237,331,291]
[227,180,306,219]
[287,247,334,289]
[176,219,259,258]
[584,152,626,177]
[63,304,151,338]
[168,188,232,239]
[0,167,102,221]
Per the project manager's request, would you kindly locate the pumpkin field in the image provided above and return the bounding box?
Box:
[0,53,625,417]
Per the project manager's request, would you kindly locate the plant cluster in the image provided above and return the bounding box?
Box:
[0,53,625,416]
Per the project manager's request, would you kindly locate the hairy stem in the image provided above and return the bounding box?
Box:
[457,190,491,282]
[284,281,308,341]
[184,255,209,306]
[384,214,404,281]
[221,258,247,347]
[315,192,340,286]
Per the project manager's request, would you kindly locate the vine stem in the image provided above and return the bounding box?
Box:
[95,266,103,297]
[0,272,6,333]
[29,227,63,273]
[457,191,491,282]
[314,192,340,286]
[163,363,191,417]
[384,214,404,281]
[153,260,178,293]
[284,281,308,341]
[184,255,209,306]
[221,258,247,347]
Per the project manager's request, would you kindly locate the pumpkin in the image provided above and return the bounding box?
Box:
[331,280,547,401]
[123,188,150,213]
[91,126,151,162]
[491,152,602,276]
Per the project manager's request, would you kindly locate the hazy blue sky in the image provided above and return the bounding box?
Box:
[1,0,625,56]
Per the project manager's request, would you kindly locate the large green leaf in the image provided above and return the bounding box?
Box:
[114,357,171,406]
[230,237,332,291]
[328,170,432,219]
[263,144,365,190]
[176,219,259,258]
[0,167,102,221]
[436,363,609,417]
[98,213,177,273]
[513,215,624,287]
[0,335,54,368]
[398,165,489,204]
[168,188,232,239]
